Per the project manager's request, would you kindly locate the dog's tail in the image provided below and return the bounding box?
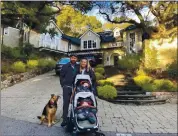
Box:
[37,116,41,120]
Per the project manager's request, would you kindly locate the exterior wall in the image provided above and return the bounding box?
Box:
[61,40,69,52]
[101,41,123,49]
[69,43,80,51]
[80,30,101,50]
[29,30,41,48]
[1,27,20,47]
[123,28,143,53]
[103,49,125,66]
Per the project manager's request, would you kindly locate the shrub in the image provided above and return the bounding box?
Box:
[118,54,141,70]
[98,80,114,86]
[1,65,10,73]
[27,60,38,69]
[153,79,177,91]
[96,64,104,68]
[95,72,104,80]
[38,59,49,68]
[95,67,105,75]
[11,61,26,73]
[166,60,177,79]
[142,84,155,92]
[46,59,56,69]
[136,66,147,76]
[134,75,153,87]
[97,85,117,99]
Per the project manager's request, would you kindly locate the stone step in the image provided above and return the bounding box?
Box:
[117,91,146,95]
[109,99,166,105]
[117,95,156,100]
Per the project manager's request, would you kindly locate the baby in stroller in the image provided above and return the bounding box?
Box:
[70,79,97,124]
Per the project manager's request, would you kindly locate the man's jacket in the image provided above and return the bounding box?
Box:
[60,62,79,87]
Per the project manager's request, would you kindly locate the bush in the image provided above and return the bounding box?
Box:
[95,72,104,80]
[98,80,114,86]
[97,85,117,99]
[46,59,56,69]
[1,65,10,73]
[136,66,147,76]
[38,59,56,69]
[38,59,49,68]
[166,60,177,79]
[95,67,105,75]
[153,79,177,91]
[11,61,26,73]
[118,54,141,70]
[27,60,38,69]
[134,75,153,87]
[96,64,104,68]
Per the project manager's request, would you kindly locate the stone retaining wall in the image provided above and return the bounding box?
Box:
[1,68,52,90]
[151,92,178,104]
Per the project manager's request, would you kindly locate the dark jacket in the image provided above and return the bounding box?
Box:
[60,62,79,87]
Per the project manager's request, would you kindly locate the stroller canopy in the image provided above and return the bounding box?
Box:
[75,74,92,85]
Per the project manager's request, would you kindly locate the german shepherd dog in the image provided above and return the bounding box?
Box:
[37,94,60,127]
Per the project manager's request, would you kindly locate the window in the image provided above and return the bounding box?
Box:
[116,31,119,36]
[88,40,92,48]
[4,28,9,35]
[107,57,109,61]
[93,40,96,48]
[84,41,87,49]
[130,33,135,51]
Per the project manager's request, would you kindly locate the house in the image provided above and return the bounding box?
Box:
[121,25,143,53]
[1,23,30,47]
[28,20,143,66]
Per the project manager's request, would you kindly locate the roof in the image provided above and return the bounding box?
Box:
[122,25,138,32]
[97,31,115,43]
[62,34,80,46]
[79,29,100,39]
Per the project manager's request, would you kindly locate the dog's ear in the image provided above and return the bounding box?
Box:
[51,94,54,98]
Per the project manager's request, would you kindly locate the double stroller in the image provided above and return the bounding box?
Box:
[66,74,104,136]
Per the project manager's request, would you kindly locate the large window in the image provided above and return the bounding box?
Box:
[88,40,92,48]
[84,41,87,49]
[93,40,96,48]
[83,40,97,49]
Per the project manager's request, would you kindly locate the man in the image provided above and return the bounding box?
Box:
[60,54,79,127]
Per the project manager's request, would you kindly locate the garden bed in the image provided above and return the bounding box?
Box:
[1,68,53,90]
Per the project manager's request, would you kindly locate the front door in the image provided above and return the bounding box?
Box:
[114,56,118,66]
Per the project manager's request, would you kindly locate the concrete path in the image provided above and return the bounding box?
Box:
[1,71,177,136]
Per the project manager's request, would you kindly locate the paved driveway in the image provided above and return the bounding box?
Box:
[1,71,177,136]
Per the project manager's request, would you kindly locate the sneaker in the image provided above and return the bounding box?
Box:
[61,121,67,127]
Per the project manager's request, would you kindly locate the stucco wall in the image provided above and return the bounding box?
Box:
[29,30,40,48]
[80,30,101,50]
[2,27,20,47]
[123,28,143,53]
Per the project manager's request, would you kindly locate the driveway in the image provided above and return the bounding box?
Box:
[1,71,177,136]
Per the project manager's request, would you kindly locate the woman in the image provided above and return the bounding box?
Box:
[78,58,96,84]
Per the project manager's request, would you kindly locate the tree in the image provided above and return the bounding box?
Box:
[1,1,94,31]
[96,1,177,37]
[56,6,103,37]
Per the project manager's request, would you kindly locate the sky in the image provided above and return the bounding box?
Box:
[87,5,155,25]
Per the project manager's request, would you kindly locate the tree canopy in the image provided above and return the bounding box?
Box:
[96,1,177,37]
[56,6,103,37]
[1,1,94,31]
